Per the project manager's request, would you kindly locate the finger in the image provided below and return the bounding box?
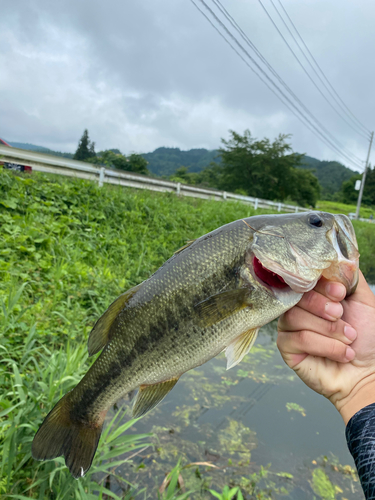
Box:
[297,289,344,321]
[278,307,357,344]
[277,329,356,367]
[314,277,346,301]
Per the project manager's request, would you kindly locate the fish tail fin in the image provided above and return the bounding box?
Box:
[32,394,103,478]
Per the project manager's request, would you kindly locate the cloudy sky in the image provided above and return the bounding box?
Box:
[1,0,374,170]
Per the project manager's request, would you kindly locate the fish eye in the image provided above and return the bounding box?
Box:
[308,214,323,228]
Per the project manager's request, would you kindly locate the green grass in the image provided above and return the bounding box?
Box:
[1,169,374,498]
[317,199,374,218]
[352,220,375,282]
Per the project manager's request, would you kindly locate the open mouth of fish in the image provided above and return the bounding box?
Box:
[252,251,358,296]
[252,256,289,290]
[251,248,319,294]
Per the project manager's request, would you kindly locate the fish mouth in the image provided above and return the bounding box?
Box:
[252,256,289,289]
[322,217,360,296]
[252,252,320,294]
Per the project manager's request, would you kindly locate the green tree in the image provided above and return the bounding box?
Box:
[364,166,375,205]
[195,162,223,188]
[341,174,362,205]
[127,153,149,175]
[169,164,223,189]
[293,168,321,207]
[219,130,304,200]
[74,129,96,161]
[85,150,149,175]
[217,129,321,206]
[341,166,375,206]
[169,166,193,184]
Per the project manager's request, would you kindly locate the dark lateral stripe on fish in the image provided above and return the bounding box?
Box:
[72,363,122,420]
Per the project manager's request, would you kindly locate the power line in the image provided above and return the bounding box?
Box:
[276,0,371,138]
[211,0,364,168]
[258,0,370,143]
[190,0,364,171]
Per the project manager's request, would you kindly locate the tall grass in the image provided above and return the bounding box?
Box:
[0,284,151,499]
[317,199,374,218]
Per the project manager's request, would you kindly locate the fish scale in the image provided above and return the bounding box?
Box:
[32,212,360,478]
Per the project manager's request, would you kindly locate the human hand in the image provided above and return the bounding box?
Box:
[277,271,375,424]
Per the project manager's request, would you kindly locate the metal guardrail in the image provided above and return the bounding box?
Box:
[0,145,309,213]
[348,213,375,224]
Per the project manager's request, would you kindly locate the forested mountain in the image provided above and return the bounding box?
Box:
[142,147,220,176]
[301,156,358,198]
[8,142,74,159]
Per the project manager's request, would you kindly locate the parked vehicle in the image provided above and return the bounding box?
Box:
[0,138,32,172]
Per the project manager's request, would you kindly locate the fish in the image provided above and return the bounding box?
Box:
[32,211,359,478]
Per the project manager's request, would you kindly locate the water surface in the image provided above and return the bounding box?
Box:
[112,318,364,499]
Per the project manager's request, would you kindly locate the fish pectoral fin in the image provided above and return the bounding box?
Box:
[174,239,196,255]
[194,288,252,328]
[88,283,142,356]
[132,378,179,418]
[225,327,259,370]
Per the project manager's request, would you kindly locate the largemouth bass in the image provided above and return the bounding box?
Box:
[32,211,359,478]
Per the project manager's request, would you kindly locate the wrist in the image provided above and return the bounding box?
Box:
[336,374,375,425]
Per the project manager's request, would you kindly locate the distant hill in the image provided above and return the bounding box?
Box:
[7,142,74,159]
[301,156,359,197]
[142,147,220,177]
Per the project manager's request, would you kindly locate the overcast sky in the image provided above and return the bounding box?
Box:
[1,0,374,170]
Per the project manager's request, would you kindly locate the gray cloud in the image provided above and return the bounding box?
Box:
[1,0,374,169]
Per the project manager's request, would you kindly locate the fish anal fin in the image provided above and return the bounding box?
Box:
[88,283,142,356]
[226,327,259,370]
[195,288,252,328]
[132,378,179,418]
[174,239,196,255]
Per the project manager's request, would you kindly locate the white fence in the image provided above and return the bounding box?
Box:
[0,145,309,213]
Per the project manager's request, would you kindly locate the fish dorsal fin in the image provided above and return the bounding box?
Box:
[88,283,142,356]
[195,288,252,329]
[174,239,196,255]
[132,378,179,418]
[225,327,259,370]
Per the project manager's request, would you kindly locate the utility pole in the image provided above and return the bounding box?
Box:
[355,131,374,219]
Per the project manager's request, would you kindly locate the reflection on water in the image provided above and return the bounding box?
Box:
[111,321,363,499]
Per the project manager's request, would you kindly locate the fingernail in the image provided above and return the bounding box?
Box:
[326,283,346,300]
[325,302,343,319]
[345,347,355,361]
[344,325,357,341]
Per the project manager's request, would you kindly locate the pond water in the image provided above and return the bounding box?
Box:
[99,283,375,499]
[109,307,368,499]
